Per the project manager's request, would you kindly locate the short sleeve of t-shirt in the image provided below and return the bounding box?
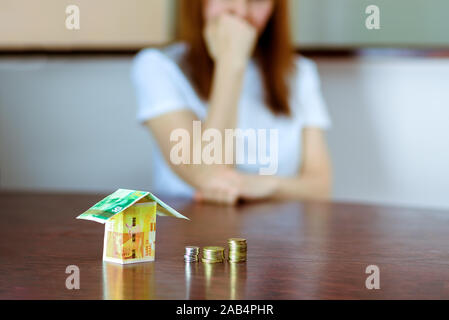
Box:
[294,57,332,129]
[131,48,197,123]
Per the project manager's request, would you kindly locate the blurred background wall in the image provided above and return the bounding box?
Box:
[1,0,448,210]
[1,0,448,49]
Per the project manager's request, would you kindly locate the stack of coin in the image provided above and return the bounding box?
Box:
[201,246,225,263]
[228,238,247,263]
[184,246,200,263]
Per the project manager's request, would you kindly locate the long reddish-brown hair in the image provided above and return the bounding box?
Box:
[178,0,295,116]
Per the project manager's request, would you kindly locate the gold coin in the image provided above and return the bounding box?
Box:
[203,249,225,254]
[229,247,247,252]
[228,244,246,248]
[202,258,224,263]
[203,246,225,252]
[203,251,224,256]
[203,256,224,260]
[203,250,225,254]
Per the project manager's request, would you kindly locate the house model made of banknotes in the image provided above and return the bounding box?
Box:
[77,189,189,264]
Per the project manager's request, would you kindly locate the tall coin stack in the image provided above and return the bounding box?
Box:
[202,246,225,263]
[228,238,247,263]
[184,246,200,263]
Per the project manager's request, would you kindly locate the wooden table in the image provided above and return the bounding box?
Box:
[1,191,448,300]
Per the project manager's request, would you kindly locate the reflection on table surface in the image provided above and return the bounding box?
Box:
[103,262,156,300]
[102,260,247,300]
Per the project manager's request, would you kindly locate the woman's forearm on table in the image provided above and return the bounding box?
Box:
[241,173,332,202]
[274,175,332,201]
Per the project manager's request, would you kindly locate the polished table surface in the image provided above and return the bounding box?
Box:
[1,191,449,300]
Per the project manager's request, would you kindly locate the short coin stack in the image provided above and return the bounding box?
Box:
[228,238,247,263]
[201,246,225,263]
[184,246,200,263]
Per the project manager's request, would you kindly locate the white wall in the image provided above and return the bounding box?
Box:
[1,55,448,209]
[320,56,449,209]
[0,56,153,192]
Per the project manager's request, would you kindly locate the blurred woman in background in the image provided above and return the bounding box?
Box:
[132,0,332,205]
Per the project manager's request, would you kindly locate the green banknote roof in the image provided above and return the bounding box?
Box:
[76,189,189,224]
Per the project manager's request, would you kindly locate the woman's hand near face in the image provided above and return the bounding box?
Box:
[204,13,257,69]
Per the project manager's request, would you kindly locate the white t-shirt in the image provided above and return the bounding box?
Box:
[131,43,331,197]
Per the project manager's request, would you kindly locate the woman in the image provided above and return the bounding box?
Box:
[131,0,332,205]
